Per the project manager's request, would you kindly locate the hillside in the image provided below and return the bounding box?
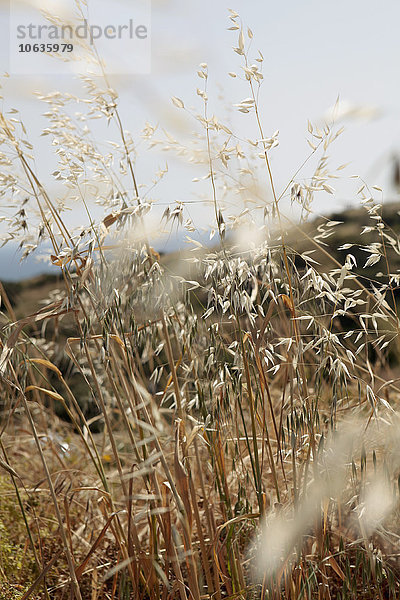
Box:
[2,201,400,317]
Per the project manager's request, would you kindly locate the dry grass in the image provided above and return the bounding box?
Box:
[1,7,400,599]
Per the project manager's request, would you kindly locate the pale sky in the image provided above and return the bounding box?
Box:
[1,0,400,278]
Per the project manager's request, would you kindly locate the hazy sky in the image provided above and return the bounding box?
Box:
[1,0,400,278]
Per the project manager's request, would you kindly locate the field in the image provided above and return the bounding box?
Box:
[1,9,400,600]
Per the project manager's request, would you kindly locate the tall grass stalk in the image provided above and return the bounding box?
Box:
[1,7,400,600]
